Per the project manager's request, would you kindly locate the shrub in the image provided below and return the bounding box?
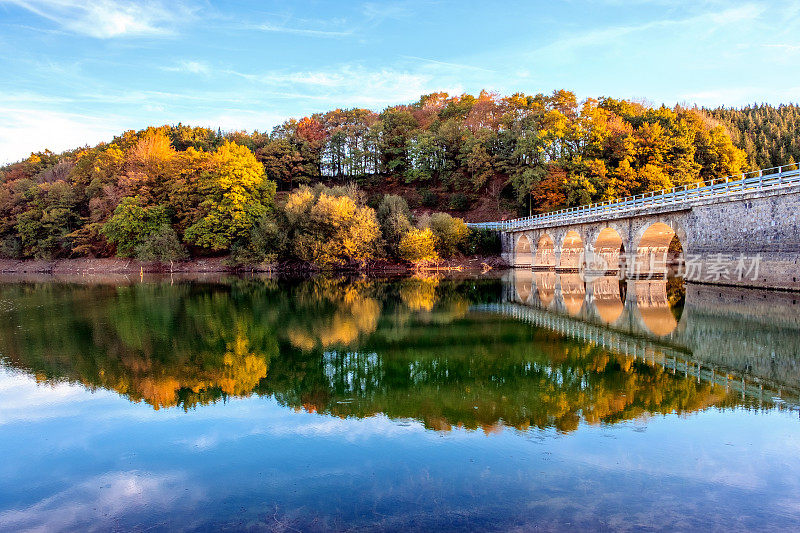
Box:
[0,236,21,259]
[462,228,501,255]
[398,228,439,266]
[420,189,438,207]
[448,193,471,211]
[229,213,282,266]
[135,224,188,267]
[377,195,412,257]
[425,212,469,257]
[377,194,411,221]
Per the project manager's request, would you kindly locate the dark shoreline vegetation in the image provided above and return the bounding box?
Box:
[1,90,797,270]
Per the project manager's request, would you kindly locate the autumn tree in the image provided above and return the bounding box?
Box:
[182,142,276,252]
[398,227,439,266]
[282,186,381,267]
[422,212,469,257]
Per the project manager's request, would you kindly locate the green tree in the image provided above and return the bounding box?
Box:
[16,181,79,259]
[101,196,169,257]
[424,212,469,257]
[379,108,418,175]
[135,224,188,268]
[377,194,412,256]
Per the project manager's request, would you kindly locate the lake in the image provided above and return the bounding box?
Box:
[0,272,799,531]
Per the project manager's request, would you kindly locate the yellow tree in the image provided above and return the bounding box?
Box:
[295,193,380,267]
[398,227,439,266]
[183,142,276,251]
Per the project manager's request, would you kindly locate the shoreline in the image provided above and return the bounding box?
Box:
[0,255,509,276]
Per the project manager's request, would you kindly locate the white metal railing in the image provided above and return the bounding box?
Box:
[468,165,800,231]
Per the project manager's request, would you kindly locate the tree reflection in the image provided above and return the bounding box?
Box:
[0,276,775,431]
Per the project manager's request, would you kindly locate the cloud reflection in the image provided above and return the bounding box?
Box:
[0,471,203,532]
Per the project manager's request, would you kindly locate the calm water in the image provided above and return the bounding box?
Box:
[1,272,799,532]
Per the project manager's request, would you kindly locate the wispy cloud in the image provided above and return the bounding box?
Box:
[0,0,194,38]
[257,21,353,38]
[533,4,766,58]
[680,86,800,106]
[362,2,413,22]
[402,55,496,73]
[762,43,800,53]
[0,471,203,531]
[220,64,463,107]
[162,60,210,75]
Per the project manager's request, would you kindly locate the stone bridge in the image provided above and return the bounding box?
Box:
[470,166,800,290]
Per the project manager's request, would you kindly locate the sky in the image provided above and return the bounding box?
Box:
[0,0,799,164]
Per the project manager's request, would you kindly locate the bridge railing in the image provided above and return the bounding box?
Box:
[468,165,800,231]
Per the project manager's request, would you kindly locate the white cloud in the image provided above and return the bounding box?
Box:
[0,105,122,163]
[224,64,464,108]
[0,59,471,160]
[0,0,193,38]
[0,369,88,424]
[0,471,203,531]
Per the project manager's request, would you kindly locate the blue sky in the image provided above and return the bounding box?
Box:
[1,0,798,163]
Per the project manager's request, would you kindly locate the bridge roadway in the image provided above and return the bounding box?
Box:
[469,166,800,291]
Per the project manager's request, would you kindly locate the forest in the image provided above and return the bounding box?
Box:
[708,103,800,170]
[0,89,792,266]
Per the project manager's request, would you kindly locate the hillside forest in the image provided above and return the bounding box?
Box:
[0,90,796,266]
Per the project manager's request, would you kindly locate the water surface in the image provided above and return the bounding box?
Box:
[0,273,798,531]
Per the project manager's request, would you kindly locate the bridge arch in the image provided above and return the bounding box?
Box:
[534,271,557,307]
[632,279,684,336]
[534,233,556,268]
[588,275,625,325]
[634,221,686,276]
[514,234,533,267]
[559,231,585,270]
[592,227,625,272]
[514,269,533,304]
[558,273,586,316]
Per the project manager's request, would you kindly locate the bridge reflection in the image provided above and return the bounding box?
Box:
[511,270,683,337]
[502,269,800,409]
